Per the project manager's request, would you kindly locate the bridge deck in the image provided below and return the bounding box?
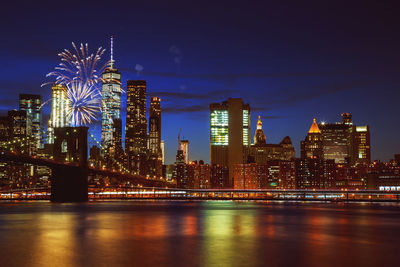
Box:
[1,187,399,202]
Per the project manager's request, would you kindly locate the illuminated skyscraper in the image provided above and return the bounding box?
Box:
[319,122,349,163]
[48,84,70,144]
[210,98,250,186]
[149,97,161,155]
[179,139,189,164]
[301,118,323,159]
[161,140,165,165]
[174,149,187,188]
[341,112,353,125]
[8,110,28,139]
[351,125,371,165]
[19,94,41,148]
[0,116,9,142]
[101,36,121,155]
[125,80,147,174]
[148,97,162,176]
[110,118,123,159]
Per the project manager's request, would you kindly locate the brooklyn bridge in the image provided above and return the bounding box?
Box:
[0,126,174,202]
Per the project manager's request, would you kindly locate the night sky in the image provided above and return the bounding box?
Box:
[1,0,399,164]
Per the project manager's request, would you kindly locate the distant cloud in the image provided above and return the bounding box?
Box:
[264,80,375,108]
[5,33,58,61]
[169,45,183,72]
[149,89,239,100]
[120,68,335,82]
[163,104,208,114]
[252,106,273,112]
[262,115,280,119]
[150,80,369,115]
[135,64,144,75]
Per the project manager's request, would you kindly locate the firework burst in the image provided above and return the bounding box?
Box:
[43,42,113,126]
[67,80,101,126]
[46,42,110,87]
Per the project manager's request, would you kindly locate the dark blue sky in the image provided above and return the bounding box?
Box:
[1,0,399,163]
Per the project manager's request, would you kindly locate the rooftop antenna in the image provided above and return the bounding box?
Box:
[110,35,114,69]
[178,129,182,149]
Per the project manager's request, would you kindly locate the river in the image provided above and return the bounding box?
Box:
[0,201,399,267]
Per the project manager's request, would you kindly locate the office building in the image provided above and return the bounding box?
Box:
[125,80,147,174]
[174,149,187,188]
[89,145,101,168]
[148,97,162,177]
[100,37,122,155]
[161,140,165,165]
[179,139,189,164]
[0,116,9,142]
[341,112,353,125]
[210,165,229,189]
[295,158,325,189]
[19,94,41,148]
[48,84,70,144]
[149,97,161,155]
[187,161,211,189]
[250,116,295,163]
[319,122,350,163]
[8,110,28,139]
[351,125,371,165]
[210,98,250,186]
[233,163,258,189]
[233,163,268,189]
[301,118,323,159]
[395,154,400,166]
[279,160,296,189]
[110,118,123,159]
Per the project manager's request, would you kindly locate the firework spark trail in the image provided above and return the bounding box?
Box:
[39,98,51,110]
[46,42,110,88]
[67,80,101,126]
[43,42,124,126]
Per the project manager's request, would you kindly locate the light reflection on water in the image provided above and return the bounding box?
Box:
[0,201,400,267]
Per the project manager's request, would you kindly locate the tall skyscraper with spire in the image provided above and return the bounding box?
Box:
[101,35,122,156]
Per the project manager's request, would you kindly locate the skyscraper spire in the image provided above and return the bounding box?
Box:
[257,115,262,130]
[110,35,114,69]
[308,118,321,133]
[101,35,121,156]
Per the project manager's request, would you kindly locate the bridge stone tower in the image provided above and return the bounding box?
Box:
[51,127,88,202]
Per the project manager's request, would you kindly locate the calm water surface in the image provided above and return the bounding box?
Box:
[0,201,400,267]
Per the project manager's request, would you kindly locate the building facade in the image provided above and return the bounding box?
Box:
[48,84,70,144]
[210,98,250,186]
[148,97,162,177]
[250,116,295,163]
[351,125,371,165]
[100,66,122,156]
[19,94,41,149]
[301,118,323,159]
[179,139,189,164]
[125,80,147,174]
[319,123,350,163]
[187,161,211,189]
[174,149,187,188]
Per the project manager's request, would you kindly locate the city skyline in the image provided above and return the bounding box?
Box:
[1,1,400,164]
[1,2,400,266]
